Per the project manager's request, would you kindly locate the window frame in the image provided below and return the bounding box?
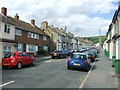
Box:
[43,36,47,41]
[27,32,39,39]
[4,24,10,34]
[17,43,23,52]
[3,46,12,56]
[15,28,22,36]
[26,45,38,52]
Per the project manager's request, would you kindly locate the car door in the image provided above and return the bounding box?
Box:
[22,53,30,65]
[25,54,33,65]
[17,53,26,65]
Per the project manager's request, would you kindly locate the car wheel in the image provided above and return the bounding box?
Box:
[52,56,54,59]
[17,62,22,69]
[32,60,36,66]
[86,65,90,71]
[67,65,71,70]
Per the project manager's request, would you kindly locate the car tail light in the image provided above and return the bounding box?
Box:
[11,58,16,63]
[84,60,88,63]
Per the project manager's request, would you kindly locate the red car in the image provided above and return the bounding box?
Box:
[2,52,36,69]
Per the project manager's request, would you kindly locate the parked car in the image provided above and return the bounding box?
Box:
[51,50,67,59]
[62,49,72,56]
[85,51,95,63]
[2,52,36,69]
[90,49,98,58]
[67,52,91,71]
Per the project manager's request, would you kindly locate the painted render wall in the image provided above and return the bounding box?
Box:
[0,42,16,62]
[116,38,120,59]
[110,24,114,59]
[0,22,15,40]
[0,43,3,62]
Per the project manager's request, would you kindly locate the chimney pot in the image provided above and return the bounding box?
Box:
[31,19,35,25]
[1,7,7,16]
[14,13,19,19]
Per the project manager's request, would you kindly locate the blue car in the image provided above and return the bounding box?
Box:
[67,53,91,71]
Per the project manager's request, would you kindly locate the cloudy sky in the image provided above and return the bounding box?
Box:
[0,0,119,37]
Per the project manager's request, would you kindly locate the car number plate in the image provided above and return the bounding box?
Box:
[73,63,80,66]
[3,64,10,65]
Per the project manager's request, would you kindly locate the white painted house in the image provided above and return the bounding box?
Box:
[0,7,16,60]
[54,28,63,50]
[106,5,120,60]
[115,7,120,59]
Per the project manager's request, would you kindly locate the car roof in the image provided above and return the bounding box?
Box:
[72,52,87,55]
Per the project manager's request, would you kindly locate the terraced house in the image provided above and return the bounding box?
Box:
[106,5,120,60]
[0,7,16,60]
[41,21,57,52]
[0,7,50,59]
[41,21,79,51]
[11,15,50,55]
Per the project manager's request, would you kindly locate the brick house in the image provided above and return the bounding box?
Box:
[0,7,50,59]
[10,14,50,55]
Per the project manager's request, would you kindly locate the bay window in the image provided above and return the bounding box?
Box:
[3,46,12,55]
[26,45,38,52]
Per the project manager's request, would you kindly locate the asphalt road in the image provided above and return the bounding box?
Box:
[2,57,88,88]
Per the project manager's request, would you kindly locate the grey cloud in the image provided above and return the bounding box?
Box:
[0,0,117,37]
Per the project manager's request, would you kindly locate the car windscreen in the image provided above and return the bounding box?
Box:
[71,54,87,60]
[4,53,15,58]
[54,51,62,53]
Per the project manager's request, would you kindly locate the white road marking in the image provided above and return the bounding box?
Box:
[0,81,15,87]
[79,61,96,88]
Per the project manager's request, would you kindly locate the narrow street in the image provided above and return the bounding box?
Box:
[1,49,119,89]
[2,57,88,88]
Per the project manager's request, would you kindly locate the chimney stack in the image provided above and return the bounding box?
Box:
[14,13,19,20]
[1,7,7,16]
[31,19,35,25]
[41,21,48,29]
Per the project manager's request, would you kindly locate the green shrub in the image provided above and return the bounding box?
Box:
[104,50,109,57]
[37,48,46,55]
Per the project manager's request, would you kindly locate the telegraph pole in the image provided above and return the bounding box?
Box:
[99,29,101,48]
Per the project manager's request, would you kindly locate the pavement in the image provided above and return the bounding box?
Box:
[83,49,119,89]
[35,55,51,62]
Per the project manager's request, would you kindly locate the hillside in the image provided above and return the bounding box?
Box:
[83,35,106,46]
